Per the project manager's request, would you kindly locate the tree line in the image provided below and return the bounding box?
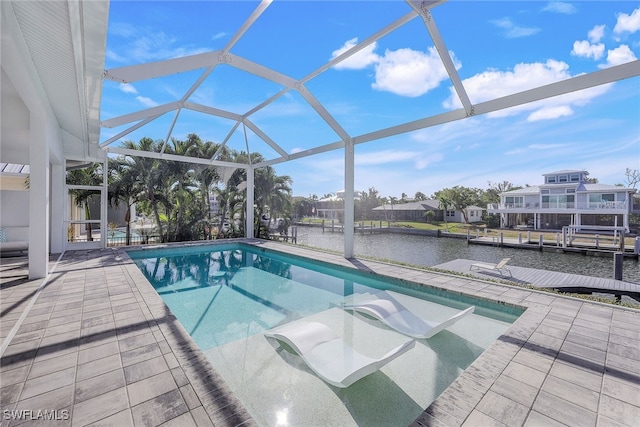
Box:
[68,139,640,244]
[67,134,292,244]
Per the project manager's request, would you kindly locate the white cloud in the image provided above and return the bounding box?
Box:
[602,45,638,68]
[444,60,612,121]
[331,38,379,70]
[588,25,606,43]
[491,17,541,38]
[331,39,458,97]
[445,60,570,108]
[135,96,159,107]
[571,40,605,60]
[119,83,138,94]
[372,47,454,97]
[543,2,577,15]
[414,153,444,170]
[109,24,211,63]
[212,32,227,40]
[528,143,568,149]
[614,8,640,34]
[527,106,574,122]
[354,150,419,166]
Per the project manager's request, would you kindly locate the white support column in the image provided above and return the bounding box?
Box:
[101,156,108,248]
[344,139,355,258]
[29,112,50,279]
[50,163,65,254]
[246,166,255,238]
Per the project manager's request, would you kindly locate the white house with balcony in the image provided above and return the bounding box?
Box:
[487,170,636,232]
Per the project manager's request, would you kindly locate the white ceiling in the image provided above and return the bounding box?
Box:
[1,0,108,166]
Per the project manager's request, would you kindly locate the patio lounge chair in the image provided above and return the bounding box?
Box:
[470,257,512,277]
[344,292,475,339]
[265,320,415,388]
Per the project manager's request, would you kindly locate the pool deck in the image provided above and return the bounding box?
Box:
[1,239,639,426]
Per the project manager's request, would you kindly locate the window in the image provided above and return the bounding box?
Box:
[504,196,523,207]
[470,211,475,217]
[570,174,580,182]
[566,188,575,194]
[542,194,574,208]
[541,189,549,194]
[558,175,568,183]
[446,210,455,217]
[546,176,557,183]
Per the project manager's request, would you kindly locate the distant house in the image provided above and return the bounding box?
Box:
[487,169,637,231]
[315,190,362,220]
[371,200,484,223]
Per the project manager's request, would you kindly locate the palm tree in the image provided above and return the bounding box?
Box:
[121,138,167,241]
[108,157,144,245]
[435,189,452,231]
[164,136,198,241]
[192,137,229,238]
[67,163,102,241]
[254,165,292,238]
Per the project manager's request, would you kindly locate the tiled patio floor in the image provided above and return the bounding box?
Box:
[1,240,639,426]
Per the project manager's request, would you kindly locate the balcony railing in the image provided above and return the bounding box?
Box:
[488,200,628,211]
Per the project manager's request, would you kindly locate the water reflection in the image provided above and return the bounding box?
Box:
[295,227,640,284]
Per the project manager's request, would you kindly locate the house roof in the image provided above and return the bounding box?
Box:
[542,170,588,176]
[501,183,636,195]
[372,200,440,211]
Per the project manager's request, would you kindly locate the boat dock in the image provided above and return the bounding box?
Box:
[434,258,640,304]
[467,232,639,258]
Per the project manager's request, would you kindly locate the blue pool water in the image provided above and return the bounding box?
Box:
[128,242,524,426]
[128,243,522,350]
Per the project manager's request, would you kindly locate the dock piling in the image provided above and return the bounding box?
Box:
[614,252,623,280]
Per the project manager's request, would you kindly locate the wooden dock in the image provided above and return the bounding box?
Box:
[434,258,640,303]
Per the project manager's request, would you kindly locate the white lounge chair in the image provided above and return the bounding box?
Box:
[344,292,475,339]
[265,321,415,388]
[470,257,512,277]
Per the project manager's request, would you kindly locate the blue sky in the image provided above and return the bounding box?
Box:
[101,1,640,199]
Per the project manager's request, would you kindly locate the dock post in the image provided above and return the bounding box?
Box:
[539,234,544,250]
[527,231,531,243]
[556,233,560,247]
[500,232,504,247]
[322,219,325,232]
[595,234,599,249]
[613,252,623,280]
[331,219,335,232]
[467,230,470,242]
[518,233,522,244]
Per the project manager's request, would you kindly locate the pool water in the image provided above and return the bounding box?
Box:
[128,243,523,426]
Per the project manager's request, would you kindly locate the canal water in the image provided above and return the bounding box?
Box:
[294,226,640,284]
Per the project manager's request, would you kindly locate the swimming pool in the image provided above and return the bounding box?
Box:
[128,242,523,426]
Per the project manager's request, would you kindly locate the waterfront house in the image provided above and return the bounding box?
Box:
[371,200,484,223]
[487,170,637,231]
[315,190,362,221]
